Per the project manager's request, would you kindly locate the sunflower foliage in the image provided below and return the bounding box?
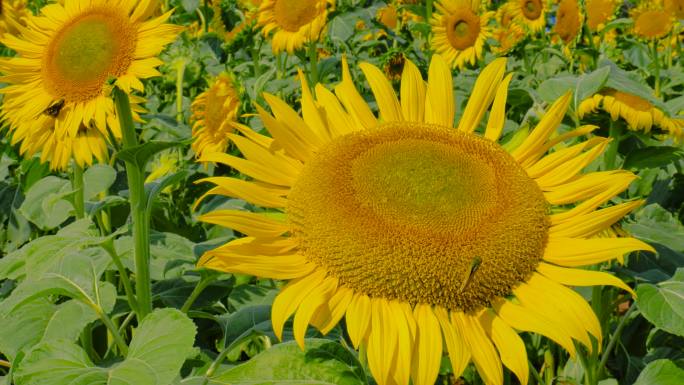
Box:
[0,0,683,385]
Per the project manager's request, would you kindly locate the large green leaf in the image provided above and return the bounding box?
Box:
[624,204,684,252]
[83,164,117,200]
[18,176,73,230]
[637,269,684,338]
[207,340,365,385]
[623,147,684,170]
[574,66,611,109]
[633,359,684,385]
[14,309,197,385]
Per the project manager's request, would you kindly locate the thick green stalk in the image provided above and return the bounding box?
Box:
[72,164,86,219]
[308,42,319,85]
[603,121,621,171]
[175,60,186,123]
[598,303,637,375]
[180,274,217,313]
[114,88,152,319]
[652,40,661,97]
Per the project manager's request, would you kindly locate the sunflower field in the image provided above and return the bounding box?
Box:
[2,0,684,384]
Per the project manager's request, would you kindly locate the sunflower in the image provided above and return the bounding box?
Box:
[431,0,494,69]
[491,23,526,55]
[196,55,652,385]
[586,0,619,31]
[665,0,684,19]
[191,74,240,159]
[630,2,673,40]
[257,0,334,53]
[553,0,584,45]
[0,0,181,170]
[510,0,546,33]
[0,0,30,37]
[578,89,684,139]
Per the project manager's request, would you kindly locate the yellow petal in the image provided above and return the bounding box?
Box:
[457,58,507,134]
[293,277,338,348]
[537,262,636,297]
[549,200,644,239]
[543,237,655,267]
[198,210,289,238]
[367,299,398,385]
[411,304,443,385]
[193,177,288,209]
[434,307,470,378]
[400,59,426,123]
[346,293,372,348]
[310,287,354,334]
[335,55,378,130]
[388,301,413,385]
[425,54,454,127]
[484,73,513,142]
[360,62,403,122]
[271,270,326,340]
[197,152,296,187]
[480,311,529,385]
[453,312,503,385]
[298,69,331,142]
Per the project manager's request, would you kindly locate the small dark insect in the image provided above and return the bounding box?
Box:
[458,256,482,293]
[43,99,65,118]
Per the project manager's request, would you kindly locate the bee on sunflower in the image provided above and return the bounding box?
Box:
[195,54,652,385]
[0,0,182,170]
[431,0,494,69]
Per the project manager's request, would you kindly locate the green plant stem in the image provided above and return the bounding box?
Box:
[102,239,139,314]
[426,0,432,24]
[598,302,637,376]
[652,40,661,97]
[114,88,152,319]
[0,359,10,368]
[529,362,546,385]
[175,60,186,123]
[308,42,318,85]
[72,163,86,219]
[252,42,262,79]
[604,121,622,170]
[98,309,129,356]
[180,274,217,313]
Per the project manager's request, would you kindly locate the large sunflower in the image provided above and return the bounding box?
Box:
[196,55,653,385]
[579,89,684,139]
[553,0,584,45]
[257,0,334,53]
[0,0,181,170]
[191,73,240,159]
[510,0,546,33]
[431,0,494,69]
[586,0,619,31]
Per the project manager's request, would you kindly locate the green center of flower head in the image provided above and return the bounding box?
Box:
[53,17,116,83]
[454,20,470,37]
[273,0,319,32]
[44,10,135,102]
[287,122,550,312]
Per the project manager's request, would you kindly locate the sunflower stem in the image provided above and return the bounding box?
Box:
[175,60,186,123]
[652,40,661,97]
[426,0,433,25]
[180,272,217,313]
[114,87,153,320]
[71,163,86,219]
[597,302,637,377]
[308,42,319,85]
[99,307,129,356]
[102,239,139,314]
[603,121,621,171]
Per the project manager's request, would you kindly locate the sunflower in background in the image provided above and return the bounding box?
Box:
[0,0,181,170]
[377,4,399,30]
[630,1,673,40]
[0,0,30,37]
[491,3,526,55]
[586,0,619,32]
[431,0,494,69]
[195,54,652,385]
[510,0,546,33]
[578,89,684,140]
[552,0,584,48]
[191,73,241,159]
[257,0,334,53]
[665,0,684,20]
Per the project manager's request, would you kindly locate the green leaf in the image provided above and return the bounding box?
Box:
[537,76,577,103]
[115,141,183,171]
[623,147,684,170]
[83,164,117,200]
[116,232,196,280]
[14,309,197,385]
[624,204,684,252]
[208,340,365,385]
[145,170,188,218]
[633,359,684,385]
[217,305,272,350]
[18,176,72,230]
[637,268,684,338]
[574,66,611,110]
